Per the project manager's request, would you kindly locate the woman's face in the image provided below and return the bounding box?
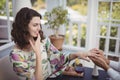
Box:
[28,16,41,38]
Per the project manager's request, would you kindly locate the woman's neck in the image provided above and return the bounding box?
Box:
[15,44,33,52]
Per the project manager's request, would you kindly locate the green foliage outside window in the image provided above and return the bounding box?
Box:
[0,0,12,16]
[0,0,6,16]
[98,2,110,19]
[67,0,88,16]
[112,2,120,20]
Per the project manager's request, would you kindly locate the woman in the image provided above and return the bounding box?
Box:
[10,7,90,80]
[89,49,120,80]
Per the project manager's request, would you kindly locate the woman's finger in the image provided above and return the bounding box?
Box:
[36,33,41,41]
[29,39,34,48]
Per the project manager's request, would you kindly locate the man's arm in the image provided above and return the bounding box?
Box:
[109,60,120,72]
[107,68,120,80]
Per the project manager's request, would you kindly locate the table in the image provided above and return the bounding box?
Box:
[47,67,109,80]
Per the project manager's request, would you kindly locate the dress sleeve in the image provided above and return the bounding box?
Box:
[45,38,70,76]
[9,51,35,79]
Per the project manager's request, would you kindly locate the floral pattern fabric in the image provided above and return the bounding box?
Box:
[9,38,70,80]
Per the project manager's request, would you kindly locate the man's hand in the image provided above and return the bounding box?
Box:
[89,49,110,65]
[89,49,110,71]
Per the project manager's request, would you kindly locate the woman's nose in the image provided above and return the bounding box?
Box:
[37,25,41,31]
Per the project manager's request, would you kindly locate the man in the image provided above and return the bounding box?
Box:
[89,49,120,80]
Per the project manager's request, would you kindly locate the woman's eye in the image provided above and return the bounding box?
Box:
[33,24,38,27]
[33,25,36,27]
[33,23,41,27]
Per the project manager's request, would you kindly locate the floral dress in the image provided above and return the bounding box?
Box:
[9,38,70,80]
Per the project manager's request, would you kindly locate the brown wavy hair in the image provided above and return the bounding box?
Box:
[11,7,44,49]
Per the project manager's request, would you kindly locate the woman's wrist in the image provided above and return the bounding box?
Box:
[35,52,42,60]
[69,51,89,60]
[80,51,89,57]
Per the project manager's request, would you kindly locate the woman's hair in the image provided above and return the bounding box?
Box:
[11,7,44,49]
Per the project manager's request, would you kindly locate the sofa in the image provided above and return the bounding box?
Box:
[0,55,19,80]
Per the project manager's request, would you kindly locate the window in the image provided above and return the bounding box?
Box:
[64,0,120,56]
[65,0,88,48]
[97,0,120,55]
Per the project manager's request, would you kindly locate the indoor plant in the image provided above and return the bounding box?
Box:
[44,6,68,50]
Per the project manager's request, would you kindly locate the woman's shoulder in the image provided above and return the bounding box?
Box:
[9,45,30,61]
[10,45,25,56]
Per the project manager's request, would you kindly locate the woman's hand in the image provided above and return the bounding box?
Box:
[29,33,41,54]
[63,66,84,77]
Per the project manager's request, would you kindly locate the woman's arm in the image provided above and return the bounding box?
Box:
[69,51,90,61]
[29,34,43,80]
[34,52,43,80]
[10,52,35,79]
